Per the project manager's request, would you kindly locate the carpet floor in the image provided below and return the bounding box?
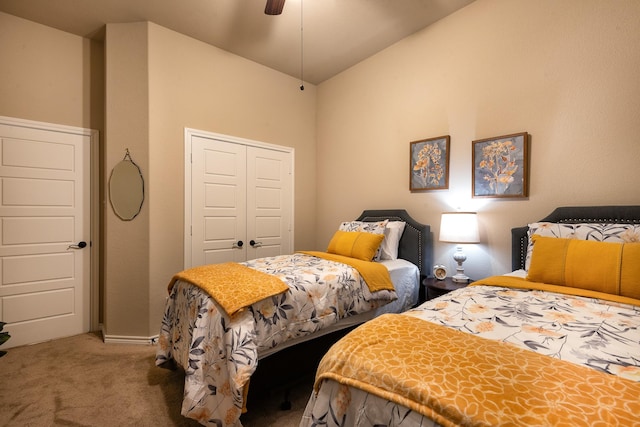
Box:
[0,332,312,426]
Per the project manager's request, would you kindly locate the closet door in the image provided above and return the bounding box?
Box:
[246,146,292,259]
[191,136,247,266]
[187,130,293,268]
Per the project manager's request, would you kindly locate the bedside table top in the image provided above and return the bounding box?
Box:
[423,276,470,292]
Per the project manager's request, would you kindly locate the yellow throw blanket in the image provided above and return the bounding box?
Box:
[472,275,640,307]
[315,313,640,426]
[297,251,395,293]
[168,263,289,318]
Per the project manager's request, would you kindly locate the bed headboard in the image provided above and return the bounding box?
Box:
[356,209,433,277]
[511,205,640,270]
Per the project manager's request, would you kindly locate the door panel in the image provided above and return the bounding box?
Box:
[4,177,74,206]
[4,288,74,323]
[4,217,74,245]
[246,147,292,260]
[0,121,90,348]
[3,252,74,285]
[192,136,247,266]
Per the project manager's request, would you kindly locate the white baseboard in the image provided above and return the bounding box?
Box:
[100,325,158,345]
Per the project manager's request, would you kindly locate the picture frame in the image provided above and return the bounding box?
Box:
[410,135,450,191]
[472,132,529,198]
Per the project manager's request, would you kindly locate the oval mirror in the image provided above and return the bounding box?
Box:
[109,159,144,220]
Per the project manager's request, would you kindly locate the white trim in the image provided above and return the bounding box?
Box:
[183,128,294,269]
[185,128,294,153]
[0,115,93,135]
[0,115,100,332]
[184,128,192,269]
[102,326,158,345]
[89,129,100,332]
[103,335,158,345]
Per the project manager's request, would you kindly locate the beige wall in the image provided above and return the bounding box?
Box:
[144,23,317,335]
[0,12,104,132]
[103,22,317,337]
[316,0,640,280]
[3,0,640,340]
[0,11,106,325]
[1,12,316,339]
[104,23,151,337]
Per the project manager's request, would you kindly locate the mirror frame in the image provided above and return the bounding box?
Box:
[109,157,144,221]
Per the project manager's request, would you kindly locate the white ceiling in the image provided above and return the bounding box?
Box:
[0,0,474,85]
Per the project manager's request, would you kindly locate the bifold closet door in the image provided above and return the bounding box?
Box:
[190,135,292,267]
[246,146,292,260]
[192,136,248,265]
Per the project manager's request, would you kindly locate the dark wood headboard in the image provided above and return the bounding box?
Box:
[511,205,640,270]
[356,209,433,277]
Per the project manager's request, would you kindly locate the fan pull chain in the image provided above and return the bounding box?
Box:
[299,0,304,91]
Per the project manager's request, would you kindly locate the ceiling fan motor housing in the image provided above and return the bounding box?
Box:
[265,0,285,15]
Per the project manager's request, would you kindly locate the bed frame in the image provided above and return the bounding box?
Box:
[512,205,640,270]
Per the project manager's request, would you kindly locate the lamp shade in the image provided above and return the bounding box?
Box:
[439,212,480,243]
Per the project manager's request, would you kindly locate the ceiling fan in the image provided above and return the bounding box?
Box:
[265,0,285,15]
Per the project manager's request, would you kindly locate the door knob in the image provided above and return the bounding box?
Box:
[68,241,87,250]
[249,240,262,248]
[232,240,244,249]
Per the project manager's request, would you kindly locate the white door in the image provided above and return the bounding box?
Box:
[0,120,90,348]
[192,136,248,265]
[187,130,293,268]
[246,146,293,259]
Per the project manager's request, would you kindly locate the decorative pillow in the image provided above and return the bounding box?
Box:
[525,222,640,270]
[527,235,640,299]
[339,220,388,260]
[380,221,406,260]
[621,244,640,300]
[327,230,385,261]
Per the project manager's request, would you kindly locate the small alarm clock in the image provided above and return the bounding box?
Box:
[433,264,448,280]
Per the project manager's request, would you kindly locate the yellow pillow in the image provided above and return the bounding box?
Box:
[621,243,640,300]
[327,230,384,261]
[527,236,640,297]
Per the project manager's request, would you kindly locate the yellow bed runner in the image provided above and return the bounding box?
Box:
[168,263,288,318]
[315,313,640,427]
[298,251,394,293]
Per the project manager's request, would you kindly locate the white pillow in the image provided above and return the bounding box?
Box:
[380,221,406,260]
[338,220,388,261]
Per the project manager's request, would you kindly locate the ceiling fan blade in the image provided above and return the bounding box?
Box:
[265,0,285,15]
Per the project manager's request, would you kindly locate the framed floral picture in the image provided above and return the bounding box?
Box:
[472,132,529,198]
[410,135,450,191]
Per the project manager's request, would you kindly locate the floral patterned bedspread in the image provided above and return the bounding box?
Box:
[301,282,640,427]
[155,253,398,427]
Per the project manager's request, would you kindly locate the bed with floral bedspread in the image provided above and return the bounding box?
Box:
[156,209,431,427]
[301,205,640,427]
[302,279,640,426]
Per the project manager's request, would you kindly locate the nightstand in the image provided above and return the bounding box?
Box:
[423,277,470,301]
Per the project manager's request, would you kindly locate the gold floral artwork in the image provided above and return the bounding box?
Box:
[410,136,450,191]
[473,132,528,198]
[478,139,519,194]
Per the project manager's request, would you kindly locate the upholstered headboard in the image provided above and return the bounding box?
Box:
[356,209,433,277]
[511,205,640,270]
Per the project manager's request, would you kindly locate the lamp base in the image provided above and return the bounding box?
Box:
[452,245,470,283]
[451,273,470,283]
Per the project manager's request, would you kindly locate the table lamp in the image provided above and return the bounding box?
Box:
[439,212,480,283]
